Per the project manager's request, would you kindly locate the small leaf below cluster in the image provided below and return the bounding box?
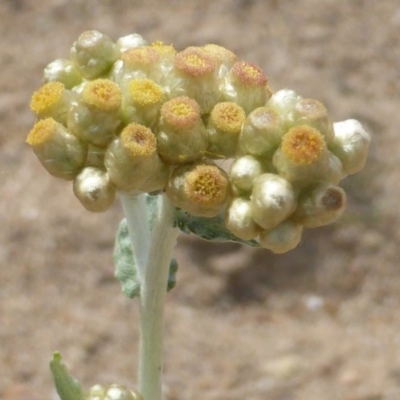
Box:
[175,210,260,247]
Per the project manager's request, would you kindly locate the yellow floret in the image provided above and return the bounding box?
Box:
[231,61,267,87]
[26,118,57,146]
[174,47,216,78]
[120,123,157,157]
[203,44,237,65]
[281,125,326,165]
[150,41,176,56]
[211,102,246,134]
[161,96,200,130]
[185,164,228,207]
[82,79,122,111]
[30,82,65,115]
[128,79,163,106]
[121,46,159,68]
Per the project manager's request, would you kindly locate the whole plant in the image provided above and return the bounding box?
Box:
[26,30,371,400]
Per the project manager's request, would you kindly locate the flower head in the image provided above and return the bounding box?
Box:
[281,125,326,165]
[82,79,122,111]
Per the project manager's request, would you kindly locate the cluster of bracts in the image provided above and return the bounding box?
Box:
[27,30,370,254]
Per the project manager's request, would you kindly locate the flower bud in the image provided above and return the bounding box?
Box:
[86,384,143,400]
[206,102,245,158]
[116,33,147,52]
[30,81,74,124]
[166,161,229,217]
[120,46,161,82]
[258,219,303,254]
[250,173,296,230]
[225,197,260,240]
[202,43,237,78]
[293,182,346,228]
[330,119,371,175]
[229,155,264,194]
[168,46,219,113]
[121,78,164,126]
[292,98,334,144]
[43,59,82,89]
[273,125,329,187]
[157,96,208,165]
[73,167,116,212]
[68,79,122,148]
[26,118,87,180]
[267,89,302,120]
[239,107,284,157]
[220,61,269,114]
[70,30,120,79]
[105,123,169,193]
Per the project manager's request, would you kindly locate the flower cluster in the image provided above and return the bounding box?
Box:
[27,30,370,253]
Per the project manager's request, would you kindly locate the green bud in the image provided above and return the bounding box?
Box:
[229,155,264,194]
[121,78,164,126]
[30,81,75,125]
[70,30,120,79]
[258,219,303,254]
[220,61,269,114]
[251,173,296,230]
[73,167,116,212]
[239,107,284,157]
[26,118,87,180]
[167,46,220,113]
[292,98,334,144]
[330,119,371,175]
[225,197,260,240]
[157,96,208,165]
[266,89,302,122]
[273,125,329,187]
[68,79,122,148]
[202,43,237,79]
[166,161,229,217]
[43,59,82,89]
[105,123,169,193]
[293,182,346,228]
[206,102,246,158]
[116,33,147,52]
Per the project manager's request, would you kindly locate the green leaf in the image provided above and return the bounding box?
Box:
[113,218,141,299]
[175,210,260,247]
[114,216,179,298]
[50,352,85,400]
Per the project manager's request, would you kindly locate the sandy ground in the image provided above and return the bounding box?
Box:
[1,1,400,399]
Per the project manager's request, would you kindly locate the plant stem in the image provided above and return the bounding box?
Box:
[121,192,178,400]
[119,193,151,284]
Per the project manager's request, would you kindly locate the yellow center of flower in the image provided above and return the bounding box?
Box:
[161,96,200,130]
[121,123,157,157]
[30,82,65,115]
[185,164,228,207]
[122,47,159,68]
[26,118,58,146]
[150,41,176,56]
[128,78,164,106]
[82,79,122,112]
[203,44,237,65]
[211,102,245,134]
[174,47,215,77]
[281,125,326,165]
[231,61,267,87]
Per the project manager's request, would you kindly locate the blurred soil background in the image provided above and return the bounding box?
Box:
[0,1,399,399]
